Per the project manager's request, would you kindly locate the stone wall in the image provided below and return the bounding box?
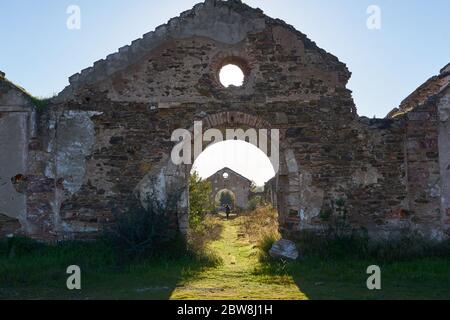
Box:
[208,168,252,209]
[0,76,36,237]
[438,86,450,230]
[0,0,449,241]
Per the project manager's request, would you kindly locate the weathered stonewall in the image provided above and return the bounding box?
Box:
[0,0,449,241]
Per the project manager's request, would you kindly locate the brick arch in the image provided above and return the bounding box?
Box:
[185,111,281,172]
[201,111,272,130]
[137,110,302,236]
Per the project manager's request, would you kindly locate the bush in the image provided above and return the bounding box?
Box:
[241,205,278,241]
[319,198,352,239]
[257,232,279,262]
[104,192,184,262]
[367,232,450,262]
[294,229,450,263]
[239,205,281,262]
[189,172,213,230]
[247,196,265,212]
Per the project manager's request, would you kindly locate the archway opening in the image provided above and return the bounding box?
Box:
[189,139,277,225]
[191,140,276,187]
[215,188,236,210]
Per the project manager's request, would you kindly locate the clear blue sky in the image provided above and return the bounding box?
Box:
[1,0,449,118]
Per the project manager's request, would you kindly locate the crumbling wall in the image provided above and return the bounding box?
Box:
[0,76,36,236]
[1,0,448,241]
[438,86,450,230]
[21,108,103,239]
[43,0,355,240]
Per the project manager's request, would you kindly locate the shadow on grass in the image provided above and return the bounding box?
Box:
[0,237,218,300]
[257,255,450,300]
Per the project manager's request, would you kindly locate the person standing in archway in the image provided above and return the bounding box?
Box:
[225,204,231,220]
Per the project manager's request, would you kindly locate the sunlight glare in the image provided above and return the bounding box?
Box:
[191,140,276,186]
[219,64,244,87]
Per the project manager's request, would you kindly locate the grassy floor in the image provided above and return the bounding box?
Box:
[0,240,212,300]
[170,214,306,300]
[1,212,450,300]
[285,256,450,300]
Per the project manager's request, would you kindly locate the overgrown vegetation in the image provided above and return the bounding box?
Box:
[246,195,265,211]
[242,202,450,266]
[30,96,51,112]
[3,77,52,112]
[293,229,450,263]
[1,203,450,299]
[319,198,352,239]
[104,192,183,263]
[248,205,450,299]
[240,205,280,262]
[295,198,450,263]
[0,234,215,299]
[189,172,213,230]
[0,190,220,299]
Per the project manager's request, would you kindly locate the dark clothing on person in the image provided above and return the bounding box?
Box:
[225,205,231,220]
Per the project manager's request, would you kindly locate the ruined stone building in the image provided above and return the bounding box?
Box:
[207,167,252,209]
[0,0,449,241]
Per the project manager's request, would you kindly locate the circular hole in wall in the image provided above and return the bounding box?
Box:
[223,172,229,179]
[219,64,245,88]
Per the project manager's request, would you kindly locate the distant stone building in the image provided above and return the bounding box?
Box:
[0,0,449,241]
[207,168,252,210]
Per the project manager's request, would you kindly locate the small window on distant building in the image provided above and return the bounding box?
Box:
[223,172,229,179]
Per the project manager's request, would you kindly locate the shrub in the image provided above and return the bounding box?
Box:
[104,191,184,262]
[320,198,352,239]
[366,232,450,262]
[241,205,278,241]
[189,172,213,230]
[247,196,265,212]
[294,229,450,263]
[239,205,281,262]
[257,232,279,262]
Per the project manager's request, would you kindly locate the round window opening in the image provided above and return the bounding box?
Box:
[223,172,229,179]
[219,64,245,88]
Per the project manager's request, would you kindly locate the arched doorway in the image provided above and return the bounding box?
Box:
[192,139,277,212]
[214,189,236,210]
[136,111,301,237]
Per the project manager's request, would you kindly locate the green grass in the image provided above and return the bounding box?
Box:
[1,215,450,300]
[256,256,450,300]
[170,213,306,300]
[0,238,216,300]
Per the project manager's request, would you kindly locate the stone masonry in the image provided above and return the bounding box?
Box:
[0,0,449,241]
[207,167,252,209]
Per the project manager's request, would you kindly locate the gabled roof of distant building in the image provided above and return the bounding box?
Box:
[208,167,252,184]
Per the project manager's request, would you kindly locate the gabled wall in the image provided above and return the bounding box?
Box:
[208,168,252,209]
[0,1,448,241]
